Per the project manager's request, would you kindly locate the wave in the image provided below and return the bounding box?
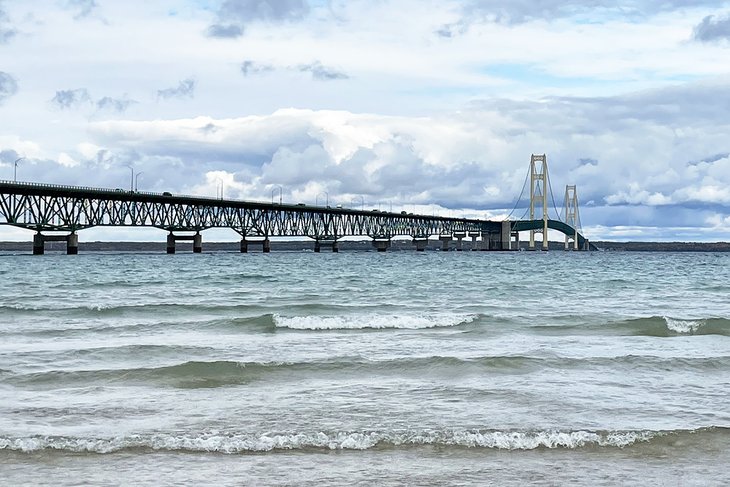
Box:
[531,316,730,337]
[5,356,535,388]
[9,353,730,388]
[273,313,478,330]
[2,427,727,454]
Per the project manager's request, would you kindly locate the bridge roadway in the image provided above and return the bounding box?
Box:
[0,180,594,254]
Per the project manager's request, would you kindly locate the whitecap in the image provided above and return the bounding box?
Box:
[272,313,477,330]
[663,316,704,334]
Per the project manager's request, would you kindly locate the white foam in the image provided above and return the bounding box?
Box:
[0,430,655,453]
[273,313,477,330]
[663,316,704,334]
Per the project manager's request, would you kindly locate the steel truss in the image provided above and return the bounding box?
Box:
[0,181,502,239]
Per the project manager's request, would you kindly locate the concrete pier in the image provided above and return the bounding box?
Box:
[469,232,480,251]
[413,238,428,251]
[32,232,79,255]
[166,232,202,254]
[33,232,44,255]
[167,232,176,254]
[240,237,271,252]
[372,239,390,252]
[454,232,466,251]
[439,235,451,251]
[314,238,339,253]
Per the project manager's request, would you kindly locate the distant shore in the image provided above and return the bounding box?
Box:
[2,240,730,252]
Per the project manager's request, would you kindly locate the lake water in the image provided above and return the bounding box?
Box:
[1,249,729,486]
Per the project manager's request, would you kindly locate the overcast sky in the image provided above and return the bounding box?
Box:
[1,0,730,242]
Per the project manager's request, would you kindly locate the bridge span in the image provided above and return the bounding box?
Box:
[0,154,596,254]
[0,179,594,254]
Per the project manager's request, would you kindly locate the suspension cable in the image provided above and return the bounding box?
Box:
[547,171,562,221]
[504,165,530,220]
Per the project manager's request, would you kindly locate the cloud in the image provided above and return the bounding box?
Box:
[67,0,98,19]
[207,0,309,38]
[51,88,92,109]
[206,23,244,38]
[240,60,348,80]
[460,0,724,24]
[157,78,196,100]
[96,96,136,113]
[0,2,16,43]
[0,71,18,103]
[693,14,730,42]
[297,61,349,81]
[241,60,275,76]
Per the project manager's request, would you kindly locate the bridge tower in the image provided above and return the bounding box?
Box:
[529,154,549,250]
[564,185,580,250]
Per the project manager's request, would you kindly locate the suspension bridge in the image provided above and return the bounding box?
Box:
[0,154,597,254]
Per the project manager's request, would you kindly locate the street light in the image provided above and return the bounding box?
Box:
[316,191,329,207]
[135,172,143,192]
[13,157,24,182]
[271,185,283,205]
[351,196,364,211]
[124,165,134,192]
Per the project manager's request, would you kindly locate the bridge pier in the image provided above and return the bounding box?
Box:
[372,239,390,252]
[454,232,466,251]
[33,232,44,255]
[239,237,271,253]
[413,237,428,251]
[32,231,79,255]
[469,232,480,251]
[439,235,451,251]
[166,232,203,254]
[314,238,339,253]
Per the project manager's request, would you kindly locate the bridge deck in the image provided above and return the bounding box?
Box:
[0,180,593,250]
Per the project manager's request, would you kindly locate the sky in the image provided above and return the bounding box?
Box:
[1,0,730,242]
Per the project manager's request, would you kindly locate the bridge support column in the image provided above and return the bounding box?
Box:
[454,232,466,251]
[372,239,390,252]
[439,235,451,251]
[263,238,271,253]
[314,238,338,253]
[413,238,428,251]
[240,238,248,253]
[502,221,512,250]
[33,232,45,255]
[511,231,520,251]
[66,232,79,255]
[479,232,490,251]
[193,232,202,253]
[469,232,480,251]
[167,232,176,254]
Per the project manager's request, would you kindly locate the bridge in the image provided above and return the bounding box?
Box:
[0,154,597,254]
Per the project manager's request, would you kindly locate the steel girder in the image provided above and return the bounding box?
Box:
[0,181,501,238]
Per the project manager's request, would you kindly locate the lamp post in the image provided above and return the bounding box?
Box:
[13,157,24,182]
[124,165,134,192]
[135,172,143,192]
[351,196,364,211]
[316,191,329,207]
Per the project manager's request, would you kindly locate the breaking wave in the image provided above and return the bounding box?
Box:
[2,427,726,454]
[273,313,478,330]
[531,316,730,337]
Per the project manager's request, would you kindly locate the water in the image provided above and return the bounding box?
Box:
[1,249,729,486]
